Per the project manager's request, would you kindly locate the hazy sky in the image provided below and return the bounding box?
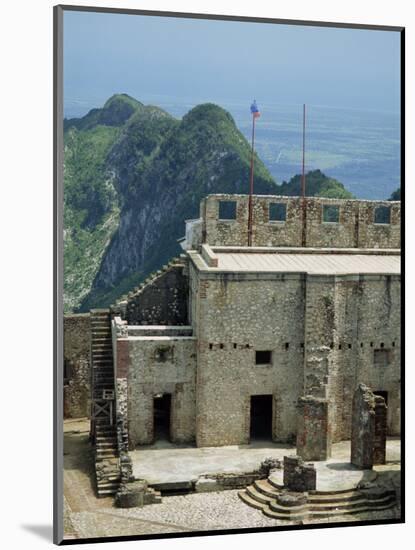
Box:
[64,10,401,115]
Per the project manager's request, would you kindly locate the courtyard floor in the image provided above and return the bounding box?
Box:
[63,419,401,541]
[129,437,400,490]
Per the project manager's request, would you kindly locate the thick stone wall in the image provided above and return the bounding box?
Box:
[127,336,197,448]
[125,264,189,326]
[194,272,305,447]
[191,267,400,448]
[201,194,400,249]
[63,314,91,418]
[301,274,400,443]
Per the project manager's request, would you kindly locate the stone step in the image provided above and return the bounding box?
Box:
[95,426,116,434]
[246,485,274,505]
[97,488,118,497]
[97,479,121,489]
[267,477,284,490]
[307,491,362,504]
[262,499,397,521]
[92,345,113,351]
[253,479,280,498]
[96,450,118,459]
[240,488,396,521]
[307,495,395,512]
[96,441,117,449]
[238,490,266,511]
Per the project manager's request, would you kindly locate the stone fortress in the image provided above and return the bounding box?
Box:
[64,193,401,503]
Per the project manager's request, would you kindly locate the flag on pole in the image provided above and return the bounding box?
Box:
[250,99,260,118]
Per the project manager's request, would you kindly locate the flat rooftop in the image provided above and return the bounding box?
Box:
[190,246,400,276]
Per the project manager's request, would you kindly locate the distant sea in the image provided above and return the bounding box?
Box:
[65,94,401,200]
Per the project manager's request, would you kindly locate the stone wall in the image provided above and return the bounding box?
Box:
[127,335,197,448]
[191,266,400,448]
[194,272,305,447]
[200,194,400,249]
[125,264,189,326]
[301,273,400,444]
[63,314,91,418]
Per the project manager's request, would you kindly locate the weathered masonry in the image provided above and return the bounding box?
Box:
[63,313,91,419]
[83,194,400,492]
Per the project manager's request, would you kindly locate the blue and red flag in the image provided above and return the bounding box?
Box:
[250,100,260,118]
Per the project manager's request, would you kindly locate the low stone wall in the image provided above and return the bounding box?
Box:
[126,264,189,326]
[63,314,91,418]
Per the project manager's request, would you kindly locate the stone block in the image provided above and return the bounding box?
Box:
[283,455,316,492]
[115,480,147,508]
[195,477,220,493]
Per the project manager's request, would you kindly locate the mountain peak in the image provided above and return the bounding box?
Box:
[103,93,143,110]
[183,103,235,127]
[64,93,143,131]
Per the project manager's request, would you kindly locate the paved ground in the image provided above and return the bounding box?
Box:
[130,436,401,490]
[63,419,401,541]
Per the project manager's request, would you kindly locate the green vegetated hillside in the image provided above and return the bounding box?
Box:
[64,93,355,313]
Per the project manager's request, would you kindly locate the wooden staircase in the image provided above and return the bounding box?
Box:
[90,309,121,497]
[238,477,396,521]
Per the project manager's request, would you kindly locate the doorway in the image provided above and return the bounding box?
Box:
[373,390,388,405]
[250,395,273,441]
[153,394,171,441]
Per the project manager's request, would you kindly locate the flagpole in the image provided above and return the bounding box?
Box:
[301,103,307,246]
[248,112,256,246]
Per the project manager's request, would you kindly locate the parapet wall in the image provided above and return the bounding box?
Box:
[200,194,400,249]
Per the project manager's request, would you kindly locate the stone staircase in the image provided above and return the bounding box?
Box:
[238,478,396,521]
[90,309,121,497]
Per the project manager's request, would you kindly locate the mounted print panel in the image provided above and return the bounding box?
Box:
[54,4,403,544]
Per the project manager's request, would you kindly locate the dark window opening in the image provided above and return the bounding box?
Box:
[269,202,287,222]
[380,342,384,348]
[250,395,273,441]
[374,206,391,224]
[233,343,237,349]
[323,205,340,223]
[300,343,304,349]
[209,343,213,350]
[64,359,72,385]
[245,344,250,349]
[348,343,352,349]
[370,342,374,347]
[285,342,289,350]
[338,344,342,350]
[374,349,391,368]
[361,342,364,348]
[219,343,224,349]
[154,347,173,362]
[330,342,334,349]
[219,200,237,220]
[153,394,171,442]
[373,390,388,406]
[392,341,395,347]
[255,350,272,364]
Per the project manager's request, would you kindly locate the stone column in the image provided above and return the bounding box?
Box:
[351,384,387,469]
[296,396,331,461]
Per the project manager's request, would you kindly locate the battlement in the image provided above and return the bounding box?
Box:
[193,194,400,249]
